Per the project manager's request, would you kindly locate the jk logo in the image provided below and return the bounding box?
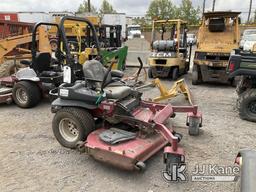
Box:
[162,163,188,182]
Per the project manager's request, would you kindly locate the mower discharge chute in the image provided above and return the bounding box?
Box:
[51,16,203,171]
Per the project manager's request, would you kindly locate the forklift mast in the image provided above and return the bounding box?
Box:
[98,24,122,48]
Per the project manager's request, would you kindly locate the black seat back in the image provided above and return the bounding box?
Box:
[83,60,111,84]
[32,52,52,73]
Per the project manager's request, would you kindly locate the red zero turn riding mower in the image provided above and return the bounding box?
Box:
[51,59,203,171]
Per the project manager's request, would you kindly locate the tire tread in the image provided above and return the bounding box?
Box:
[12,81,41,108]
[52,107,95,149]
[237,89,256,122]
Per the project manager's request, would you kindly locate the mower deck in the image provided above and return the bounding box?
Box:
[0,76,15,104]
[86,128,168,171]
[80,101,201,171]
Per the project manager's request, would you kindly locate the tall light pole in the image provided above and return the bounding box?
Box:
[203,0,206,15]
[88,0,91,12]
[212,0,216,12]
[247,0,252,23]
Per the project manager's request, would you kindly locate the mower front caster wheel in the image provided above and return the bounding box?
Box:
[76,141,86,153]
[52,107,95,149]
[187,116,201,136]
[135,161,146,171]
[164,154,184,174]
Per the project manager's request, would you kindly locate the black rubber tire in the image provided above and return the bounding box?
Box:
[135,161,146,171]
[237,89,256,122]
[165,154,182,173]
[192,64,202,85]
[148,67,153,78]
[12,81,41,108]
[188,117,200,136]
[52,107,95,149]
[236,78,247,96]
[172,67,179,80]
[184,62,190,74]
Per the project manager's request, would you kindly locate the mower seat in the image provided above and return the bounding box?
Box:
[41,71,58,77]
[83,60,131,100]
[83,60,123,85]
[111,70,124,78]
[104,86,131,100]
[33,52,52,74]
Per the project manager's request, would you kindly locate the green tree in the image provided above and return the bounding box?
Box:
[77,0,97,13]
[133,17,147,26]
[146,0,177,20]
[178,0,200,25]
[100,0,116,15]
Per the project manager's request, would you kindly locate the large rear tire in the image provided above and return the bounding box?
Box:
[237,89,256,122]
[12,81,41,108]
[52,107,95,149]
[192,64,202,85]
[236,77,249,96]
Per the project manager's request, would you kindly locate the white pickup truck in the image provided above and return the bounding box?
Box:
[127,25,144,39]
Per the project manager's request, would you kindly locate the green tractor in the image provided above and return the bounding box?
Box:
[78,24,128,71]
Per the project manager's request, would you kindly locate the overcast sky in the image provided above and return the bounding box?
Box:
[0,0,255,20]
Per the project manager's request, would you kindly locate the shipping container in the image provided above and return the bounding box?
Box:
[0,13,18,21]
[18,12,51,23]
[0,20,33,39]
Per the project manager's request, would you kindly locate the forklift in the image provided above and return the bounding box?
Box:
[148,19,190,80]
[80,24,128,71]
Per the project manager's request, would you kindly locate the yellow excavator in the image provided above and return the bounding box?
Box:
[0,26,51,77]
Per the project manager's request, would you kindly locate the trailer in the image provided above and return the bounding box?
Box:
[18,12,51,23]
[0,12,18,22]
[0,20,33,39]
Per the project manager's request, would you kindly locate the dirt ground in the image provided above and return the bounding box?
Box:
[1,40,256,192]
[1,74,255,192]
